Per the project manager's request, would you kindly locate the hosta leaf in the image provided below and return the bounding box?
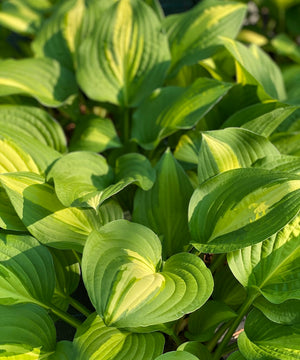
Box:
[189,168,300,253]
[271,33,300,64]
[0,129,61,174]
[228,216,300,303]
[132,78,232,149]
[32,0,86,70]
[177,342,212,360]
[271,132,300,156]
[47,152,155,209]
[76,0,171,107]
[223,38,286,100]
[0,105,67,153]
[0,0,52,35]
[0,187,26,231]
[238,309,300,360]
[0,233,55,305]
[253,154,300,174]
[73,312,164,360]
[48,341,74,360]
[185,300,237,342]
[283,64,300,105]
[98,199,124,225]
[197,128,280,183]
[227,352,246,360]
[133,149,193,258]
[174,131,202,166]
[155,352,198,360]
[0,303,56,353]
[0,135,39,175]
[0,172,97,252]
[82,220,213,329]
[0,58,78,107]
[165,0,247,76]
[69,115,121,152]
[254,297,300,325]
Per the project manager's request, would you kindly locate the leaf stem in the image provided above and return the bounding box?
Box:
[212,292,258,360]
[47,303,82,329]
[206,320,233,352]
[68,296,92,317]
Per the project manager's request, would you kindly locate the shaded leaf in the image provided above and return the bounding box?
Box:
[73,312,164,360]
[82,220,213,328]
[0,187,26,231]
[177,342,212,360]
[189,168,300,253]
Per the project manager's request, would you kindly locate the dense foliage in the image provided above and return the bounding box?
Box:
[0,0,299,359]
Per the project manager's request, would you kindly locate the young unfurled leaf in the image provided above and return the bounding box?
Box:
[76,0,171,107]
[0,105,67,153]
[0,172,97,252]
[0,233,55,306]
[133,149,193,258]
[165,0,247,76]
[197,127,279,183]
[222,37,286,101]
[82,220,213,329]
[228,216,300,303]
[0,58,78,107]
[73,312,165,360]
[238,309,300,360]
[47,152,155,209]
[0,303,56,357]
[189,168,300,253]
[132,78,232,150]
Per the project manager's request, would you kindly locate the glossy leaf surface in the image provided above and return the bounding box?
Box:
[82,220,213,328]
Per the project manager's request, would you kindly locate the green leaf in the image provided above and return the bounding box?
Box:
[48,341,74,360]
[0,172,97,252]
[0,303,56,356]
[271,132,300,156]
[238,309,300,360]
[222,37,286,101]
[0,105,67,153]
[0,58,78,107]
[177,342,212,360]
[165,0,247,76]
[32,0,86,70]
[271,33,300,64]
[82,220,213,329]
[73,312,165,360]
[174,131,202,166]
[76,0,171,107]
[155,352,199,360]
[0,233,55,306]
[254,297,300,325]
[0,187,26,231]
[0,128,61,174]
[253,154,300,174]
[47,152,155,209]
[69,115,121,152]
[227,352,247,360]
[0,0,52,35]
[133,149,193,258]
[282,65,300,105]
[132,78,232,150]
[228,216,300,303]
[97,199,124,225]
[197,127,280,183]
[185,300,237,341]
[189,168,300,253]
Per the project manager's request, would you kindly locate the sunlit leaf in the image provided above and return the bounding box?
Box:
[73,312,165,360]
[155,351,199,360]
[189,168,300,253]
[177,342,212,360]
[82,220,213,328]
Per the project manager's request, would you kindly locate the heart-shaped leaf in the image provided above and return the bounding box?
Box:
[228,216,300,303]
[132,78,232,150]
[0,303,56,358]
[76,0,171,107]
[133,149,193,258]
[0,104,67,152]
[47,152,155,209]
[0,58,78,107]
[222,37,286,101]
[189,168,300,253]
[238,309,300,360]
[82,220,213,329]
[73,312,165,360]
[197,127,280,183]
[165,0,247,76]
[0,233,55,306]
[0,172,97,252]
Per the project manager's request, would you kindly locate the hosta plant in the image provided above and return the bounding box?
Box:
[0,0,299,359]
